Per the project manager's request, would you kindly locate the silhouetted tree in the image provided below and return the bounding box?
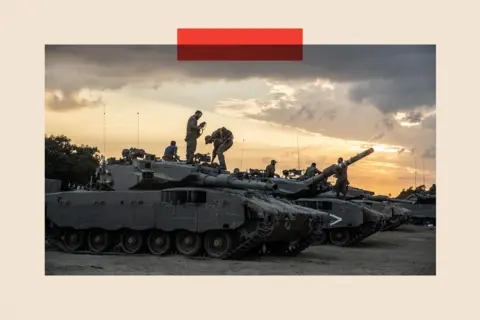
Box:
[396,184,436,198]
[45,134,100,189]
[396,186,415,199]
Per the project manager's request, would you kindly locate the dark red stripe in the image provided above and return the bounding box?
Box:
[176,28,303,61]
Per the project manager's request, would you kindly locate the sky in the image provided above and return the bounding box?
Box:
[45,45,436,196]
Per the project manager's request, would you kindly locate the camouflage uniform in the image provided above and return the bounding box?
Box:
[210,127,234,170]
[185,114,204,163]
[265,160,277,178]
[334,166,349,197]
[305,165,321,178]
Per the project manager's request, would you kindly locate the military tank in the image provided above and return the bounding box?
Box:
[398,191,436,226]
[251,148,387,246]
[351,194,414,231]
[330,186,414,232]
[45,159,328,260]
[294,195,388,246]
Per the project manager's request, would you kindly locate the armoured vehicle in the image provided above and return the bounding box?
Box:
[45,159,328,260]
[252,148,386,246]
[350,196,413,231]
[394,184,436,225]
[294,196,388,246]
[337,188,414,231]
[398,192,436,226]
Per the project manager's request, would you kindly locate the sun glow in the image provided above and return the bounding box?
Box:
[349,143,405,153]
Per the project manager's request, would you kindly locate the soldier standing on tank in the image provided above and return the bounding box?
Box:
[185,110,206,164]
[334,157,350,199]
[265,160,277,178]
[305,162,322,178]
[204,127,234,170]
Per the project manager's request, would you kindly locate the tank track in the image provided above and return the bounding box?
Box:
[314,221,381,247]
[408,216,436,226]
[262,216,325,256]
[46,216,324,260]
[45,223,274,261]
[355,221,382,243]
[222,217,276,260]
[381,218,408,232]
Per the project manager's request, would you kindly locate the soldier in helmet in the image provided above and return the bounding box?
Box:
[185,110,206,164]
[334,157,350,199]
[265,160,277,178]
[205,126,234,170]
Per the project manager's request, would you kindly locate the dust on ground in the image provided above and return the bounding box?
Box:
[45,225,435,275]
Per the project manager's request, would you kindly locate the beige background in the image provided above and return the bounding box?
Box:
[1,0,477,318]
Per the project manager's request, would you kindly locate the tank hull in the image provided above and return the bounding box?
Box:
[351,200,411,231]
[398,203,436,226]
[293,197,387,246]
[45,188,326,259]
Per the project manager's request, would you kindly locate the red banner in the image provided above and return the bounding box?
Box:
[177,28,303,61]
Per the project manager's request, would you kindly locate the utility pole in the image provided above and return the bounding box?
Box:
[422,157,426,186]
[414,155,417,189]
[297,135,300,169]
[137,112,140,148]
[240,139,245,169]
[103,105,106,157]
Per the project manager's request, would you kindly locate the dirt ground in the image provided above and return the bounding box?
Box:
[45,225,436,275]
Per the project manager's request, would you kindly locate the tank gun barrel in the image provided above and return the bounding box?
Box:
[365,195,415,204]
[148,160,278,191]
[199,173,278,191]
[303,148,375,186]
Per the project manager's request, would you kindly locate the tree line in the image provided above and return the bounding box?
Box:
[45,134,101,190]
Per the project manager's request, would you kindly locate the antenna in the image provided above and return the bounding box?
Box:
[422,157,426,186]
[414,155,417,189]
[240,139,245,169]
[137,112,140,148]
[103,104,106,156]
[297,135,300,169]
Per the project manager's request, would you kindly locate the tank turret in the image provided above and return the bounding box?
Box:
[265,148,391,247]
[152,161,278,191]
[108,161,278,192]
[270,148,374,199]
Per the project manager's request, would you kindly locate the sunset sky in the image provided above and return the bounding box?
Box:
[45,45,436,196]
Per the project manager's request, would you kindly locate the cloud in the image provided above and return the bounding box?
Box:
[401,111,424,124]
[423,146,436,158]
[349,76,435,114]
[422,113,436,130]
[214,79,436,156]
[45,45,436,113]
[45,90,104,112]
[45,45,436,161]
